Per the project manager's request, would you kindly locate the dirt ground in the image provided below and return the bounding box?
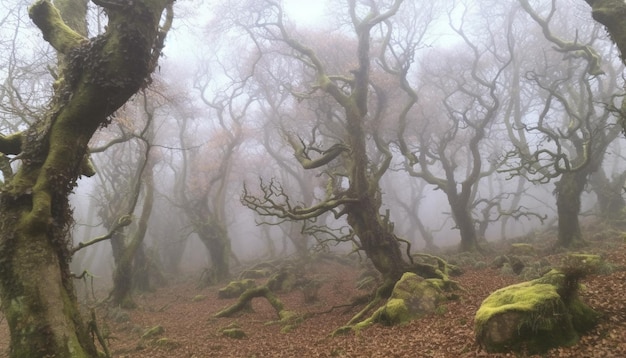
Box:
[0,233,625,357]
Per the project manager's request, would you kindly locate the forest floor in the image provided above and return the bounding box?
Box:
[0,223,625,357]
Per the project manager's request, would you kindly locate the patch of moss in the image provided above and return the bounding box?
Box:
[154,337,181,350]
[217,279,256,299]
[141,325,164,339]
[221,328,246,339]
[475,269,599,354]
[509,243,536,256]
[192,294,206,302]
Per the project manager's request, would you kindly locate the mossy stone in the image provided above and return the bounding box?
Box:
[218,279,256,299]
[475,270,599,354]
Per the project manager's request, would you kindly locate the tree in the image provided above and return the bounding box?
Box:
[238,0,399,282]
[396,2,512,252]
[504,0,623,247]
[0,0,172,356]
[583,0,626,69]
[90,92,163,308]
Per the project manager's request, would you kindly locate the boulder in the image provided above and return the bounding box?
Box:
[475,270,599,354]
[356,272,447,328]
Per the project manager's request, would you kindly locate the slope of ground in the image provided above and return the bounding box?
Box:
[104,237,626,357]
[0,235,624,357]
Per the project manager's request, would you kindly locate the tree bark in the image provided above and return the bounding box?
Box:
[451,203,479,252]
[584,0,626,63]
[589,169,626,220]
[0,0,171,356]
[555,171,587,247]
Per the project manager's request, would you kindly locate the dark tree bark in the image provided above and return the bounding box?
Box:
[0,0,172,356]
[555,171,587,247]
[584,0,626,64]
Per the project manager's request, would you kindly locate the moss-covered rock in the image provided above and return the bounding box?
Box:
[355,272,447,329]
[221,328,247,339]
[192,294,207,302]
[475,270,599,354]
[217,279,257,299]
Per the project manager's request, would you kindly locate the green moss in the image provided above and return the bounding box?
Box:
[154,337,181,350]
[217,279,256,299]
[475,268,600,354]
[221,328,246,339]
[192,294,206,302]
[509,243,536,256]
[141,325,164,339]
[562,254,612,275]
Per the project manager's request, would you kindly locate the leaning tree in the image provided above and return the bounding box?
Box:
[0,0,173,356]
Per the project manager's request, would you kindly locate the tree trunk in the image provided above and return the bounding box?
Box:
[0,0,171,355]
[193,208,231,284]
[345,108,408,282]
[589,169,626,220]
[452,204,479,252]
[111,155,156,307]
[555,171,587,247]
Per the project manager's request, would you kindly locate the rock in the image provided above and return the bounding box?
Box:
[221,328,246,339]
[475,270,599,354]
[356,272,447,328]
[218,279,256,299]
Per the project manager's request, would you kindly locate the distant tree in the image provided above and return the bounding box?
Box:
[0,0,172,356]
[503,0,623,247]
[396,3,512,252]
[90,91,164,308]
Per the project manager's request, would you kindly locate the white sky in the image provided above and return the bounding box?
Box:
[283,0,326,27]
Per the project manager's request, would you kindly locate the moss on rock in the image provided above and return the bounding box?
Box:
[475,269,599,354]
[221,328,246,339]
[354,272,448,330]
[217,279,256,299]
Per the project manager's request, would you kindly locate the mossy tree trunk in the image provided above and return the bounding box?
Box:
[0,0,172,356]
[584,1,626,64]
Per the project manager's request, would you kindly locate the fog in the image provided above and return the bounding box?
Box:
[1,0,624,288]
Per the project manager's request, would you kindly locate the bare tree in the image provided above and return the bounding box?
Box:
[503,0,623,247]
[396,2,512,252]
[228,1,450,291]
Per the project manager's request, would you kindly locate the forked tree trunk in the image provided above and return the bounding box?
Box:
[0,0,171,356]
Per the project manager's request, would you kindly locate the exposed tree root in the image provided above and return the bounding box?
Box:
[334,253,463,335]
[214,285,298,323]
